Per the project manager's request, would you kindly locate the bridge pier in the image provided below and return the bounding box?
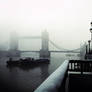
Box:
[40,30,50,58]
[40,50,50,58]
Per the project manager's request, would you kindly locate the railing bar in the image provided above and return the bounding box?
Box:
[68,60,92,74]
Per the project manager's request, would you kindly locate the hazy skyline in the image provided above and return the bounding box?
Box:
[0,0,92,49]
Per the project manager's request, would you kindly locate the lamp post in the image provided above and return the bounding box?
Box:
[88,40,91,54]
[89,22,92,54]
[86,45,88,54]
[90,22,92,40]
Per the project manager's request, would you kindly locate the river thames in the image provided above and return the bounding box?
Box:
[0,52,80,92]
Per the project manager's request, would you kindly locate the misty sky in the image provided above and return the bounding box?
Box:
[0,0,92,50]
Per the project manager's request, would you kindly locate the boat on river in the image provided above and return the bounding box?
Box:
[7,57,50,66]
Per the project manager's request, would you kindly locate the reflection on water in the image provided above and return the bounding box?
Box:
[0,53,80,92]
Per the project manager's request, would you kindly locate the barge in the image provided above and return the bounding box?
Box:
[7,57,50,66]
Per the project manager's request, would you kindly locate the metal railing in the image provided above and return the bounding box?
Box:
[68,60,92,74]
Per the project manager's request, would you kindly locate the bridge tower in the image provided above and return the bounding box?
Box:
[10,31,18,50]
[40,30,50,58]
[9,31,20,57]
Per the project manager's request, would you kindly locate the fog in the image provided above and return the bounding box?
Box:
[0,0,92,50]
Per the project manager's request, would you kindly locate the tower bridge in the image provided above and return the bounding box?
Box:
[9,31,80,58]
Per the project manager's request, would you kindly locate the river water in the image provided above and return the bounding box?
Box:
[0,52,80,92]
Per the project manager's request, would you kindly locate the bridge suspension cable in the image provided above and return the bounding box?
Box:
[49,40,67,51]
[49,40,80,52]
